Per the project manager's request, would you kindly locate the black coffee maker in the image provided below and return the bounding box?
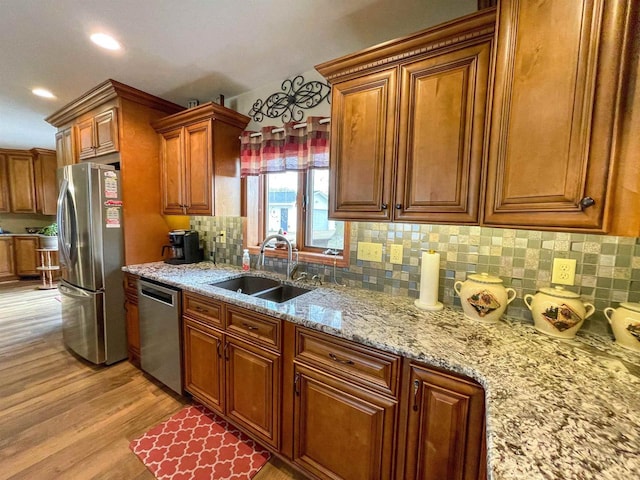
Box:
[162,230,203,264]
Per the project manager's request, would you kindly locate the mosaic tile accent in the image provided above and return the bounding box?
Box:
[191,218,640,336]
[190,216,244,265]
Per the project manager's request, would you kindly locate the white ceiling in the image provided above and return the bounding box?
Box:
[0,0,476,150]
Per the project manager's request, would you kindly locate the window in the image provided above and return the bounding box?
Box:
[244,169,349,266]
[240,116,348,266]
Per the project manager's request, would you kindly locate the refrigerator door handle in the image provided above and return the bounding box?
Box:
[57,178,71,266]
[57,177,79,268]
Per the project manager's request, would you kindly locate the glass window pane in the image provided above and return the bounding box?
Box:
[306,169,344,250]
[265,172,298,239]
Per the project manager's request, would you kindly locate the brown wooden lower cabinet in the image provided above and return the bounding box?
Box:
[401,363,485,480]
[123,273,141,367]
[180,291,487,480]
[0,237,16,280]
[183,317,225,414]
[182,293,282,450]
[292,363,397,480]
[225,335,280,449]
[14,236,39,276]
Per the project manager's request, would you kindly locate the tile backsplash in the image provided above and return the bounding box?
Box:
[192,217,640,336]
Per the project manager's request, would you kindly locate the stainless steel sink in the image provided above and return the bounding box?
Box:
[210,275,280,295]
[254,284,312,303]
[209,274,311,303]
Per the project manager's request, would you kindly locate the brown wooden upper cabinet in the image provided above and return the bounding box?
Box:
[152,102,250,216]
[0,153,10,213]
[7,151,37,214]
[0,148,57,215]
[77,107,119,160]
[55,126,75,167]
[316,9,495,224]
[32,148,58,215]
[483,0,635,233]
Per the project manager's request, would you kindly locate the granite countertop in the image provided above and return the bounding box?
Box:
[124,261,640,480]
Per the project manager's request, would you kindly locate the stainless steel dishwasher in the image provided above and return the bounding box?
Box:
[138,278,182,394]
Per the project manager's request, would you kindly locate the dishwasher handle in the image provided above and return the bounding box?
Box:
[139,281,178,307]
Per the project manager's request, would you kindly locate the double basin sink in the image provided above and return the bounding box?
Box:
[210,274,311,303]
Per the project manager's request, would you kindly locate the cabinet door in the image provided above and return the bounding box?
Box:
[184,120,212,215]
[395,39,491,224]
[183,317,225,414]
[329,68,397,221]
[8,153,37,213]
[0,238,15,279]
[0,154,9,213]
[14,236,39,276]
[484,0,631,230]
[125,296,140,367]
[404,365,484,480]
[33,150,58,215]
[293,364,397,480]
[160,128,185,214]
[225,335,280,449]
[94,107,119,156]
[55,127,75,167]
[77,118,96,160]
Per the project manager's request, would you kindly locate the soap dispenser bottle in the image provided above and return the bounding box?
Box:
[242,249,250,271]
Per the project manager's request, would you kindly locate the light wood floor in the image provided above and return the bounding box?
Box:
[0,281,305,480]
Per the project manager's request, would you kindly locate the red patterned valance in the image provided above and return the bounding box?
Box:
[240,116,329,176]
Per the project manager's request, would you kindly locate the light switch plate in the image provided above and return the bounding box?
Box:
[390,244,403,264]
[357,242,383,262]
[552,258,576,285]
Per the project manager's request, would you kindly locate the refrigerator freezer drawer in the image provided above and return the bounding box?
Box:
[59,281,105,364]
[59,280,127,365]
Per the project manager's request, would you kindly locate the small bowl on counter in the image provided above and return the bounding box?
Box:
[25,227,40,234]
[604,303,640,353]
[454,273,517,323]
[525,286,595,339]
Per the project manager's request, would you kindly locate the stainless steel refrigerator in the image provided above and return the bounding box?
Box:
[57,162,127,365]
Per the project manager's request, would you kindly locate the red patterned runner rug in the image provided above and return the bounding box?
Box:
[130,404,270,479]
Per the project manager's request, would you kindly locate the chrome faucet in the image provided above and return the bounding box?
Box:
[258,233,298,280]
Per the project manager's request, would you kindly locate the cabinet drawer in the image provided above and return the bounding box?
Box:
[226,305,281,351]
[183,291,224,329]
[295,327,400,397]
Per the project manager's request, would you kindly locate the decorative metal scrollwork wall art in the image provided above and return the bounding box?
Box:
[248,75,331,123]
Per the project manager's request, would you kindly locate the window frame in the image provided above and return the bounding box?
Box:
[242,171,350,267]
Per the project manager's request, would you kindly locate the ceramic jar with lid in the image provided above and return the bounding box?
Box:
[604,303,640,352]
[524,286,595,339]
[454,273,517,323]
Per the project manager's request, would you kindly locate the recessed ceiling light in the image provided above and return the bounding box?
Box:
[90,33,121,50]
[32,88,55,99]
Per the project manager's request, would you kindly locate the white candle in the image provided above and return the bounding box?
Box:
[415,250,443,311]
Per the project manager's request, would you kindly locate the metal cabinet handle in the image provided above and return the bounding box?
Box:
[223,342,229,361]
[216,339,221,358]
[194,305,209,314]
[579,196,595,210]
[381,203,388,210]
[412,379,421,412]
[294,372,301,396]
[242,322,259,331]
[328,352,354,365]
[395,204,402,209]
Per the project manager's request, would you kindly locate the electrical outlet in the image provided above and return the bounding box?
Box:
[218,230,226,244]
[552,258,577,285]
[357,242,383,262]
[390,244,403,264]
